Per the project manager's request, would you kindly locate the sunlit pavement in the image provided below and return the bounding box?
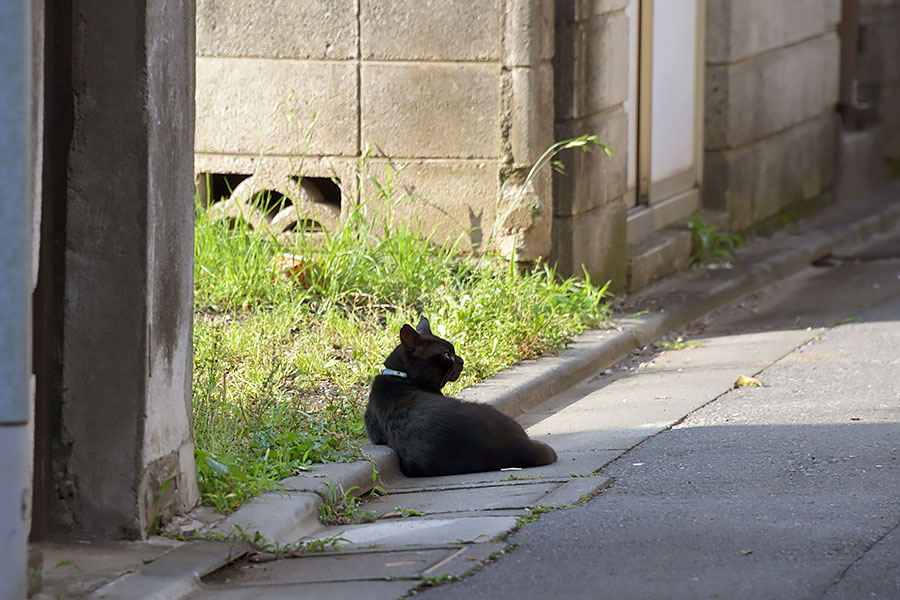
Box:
[417,224,900,600]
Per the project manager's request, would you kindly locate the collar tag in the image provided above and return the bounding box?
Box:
[381,368,408,379]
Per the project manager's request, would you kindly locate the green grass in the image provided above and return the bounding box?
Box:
[656,335,703,351]
[317,482,380,525]
[516,504,554,527]
[687,210,744,266]
[192,141,612,513]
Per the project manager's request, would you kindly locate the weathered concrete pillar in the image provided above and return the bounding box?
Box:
[56,0,199,538]
[0,0,33,594]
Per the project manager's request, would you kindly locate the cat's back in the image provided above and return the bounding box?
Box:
[367,375,446,434]
[369,374,441,406]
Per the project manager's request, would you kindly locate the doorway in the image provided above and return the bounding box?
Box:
[624,0,706,242]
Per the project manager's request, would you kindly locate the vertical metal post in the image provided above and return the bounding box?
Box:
[636,0,654,206]
[0,0,33,596]
[694,0,706,194]
[838,0,863,127]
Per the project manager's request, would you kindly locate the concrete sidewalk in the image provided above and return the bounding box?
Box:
[31,184,900,599]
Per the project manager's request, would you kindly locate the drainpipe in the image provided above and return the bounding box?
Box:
[838,0,874,128]
[0,0,34,598]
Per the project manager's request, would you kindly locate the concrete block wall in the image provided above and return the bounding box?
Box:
[195,0,556,260]
[858,0,900,161]
[704,0,841,230]
[551,0,629,287]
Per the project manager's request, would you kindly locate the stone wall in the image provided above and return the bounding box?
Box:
[195,0,556,262]
[704,0,842,230]
[551,0,629,286]
[196,1,894,287]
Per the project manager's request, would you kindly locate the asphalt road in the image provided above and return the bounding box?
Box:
[419,242,900,598]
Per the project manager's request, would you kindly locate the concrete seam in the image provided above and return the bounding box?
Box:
[354,0,361,157]
[355,59,504,67]
[493,197,900,416]
[594,324,824,479]
[818,519,900,598]
[555,102,626,127]
[705,111,836,154]
[706,30,834,68]
[90,541,249,600]
[195,151,503,163]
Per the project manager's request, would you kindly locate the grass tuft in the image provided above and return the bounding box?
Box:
[687,210,744,266]
[192,142,612,512]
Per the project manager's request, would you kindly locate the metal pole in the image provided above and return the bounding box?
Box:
[0,0,33,596]
[636,0,654,207]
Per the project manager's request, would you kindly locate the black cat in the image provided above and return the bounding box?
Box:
[365,317,557,477]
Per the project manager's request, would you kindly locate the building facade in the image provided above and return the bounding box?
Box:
[195,0,900,290]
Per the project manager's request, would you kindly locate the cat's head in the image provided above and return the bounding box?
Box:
[384,317,464,392]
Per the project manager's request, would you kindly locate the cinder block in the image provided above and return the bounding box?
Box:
[196,0,357,59]
[627,225,692,292]
[705,33,840,150]
[361,63,501,159]
[208,171,342,234]
[554,108,628,216]
[703,150,750,225]
[504,0,554,67]
[195,57,358,157]
[194,154,361,219]
[555,12,628,121]
[704,113,837,230]
[495,167,553,262]
[581,12,629,117]
[509,64,555,167]
[361,159,500,251]
[749,113,834,220]
[551,201,627,288]
[706,0,829,64]
[575,0,629,20]
[361,0,501,61]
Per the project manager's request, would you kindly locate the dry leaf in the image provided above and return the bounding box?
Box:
[735,375,764,388]
[268,253,310,283]
[248,552,278,563]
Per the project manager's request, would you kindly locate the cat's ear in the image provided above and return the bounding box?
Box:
[415,317,432,336]
[399,324,420,350]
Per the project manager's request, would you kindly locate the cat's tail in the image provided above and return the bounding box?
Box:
[529,439,557,466]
